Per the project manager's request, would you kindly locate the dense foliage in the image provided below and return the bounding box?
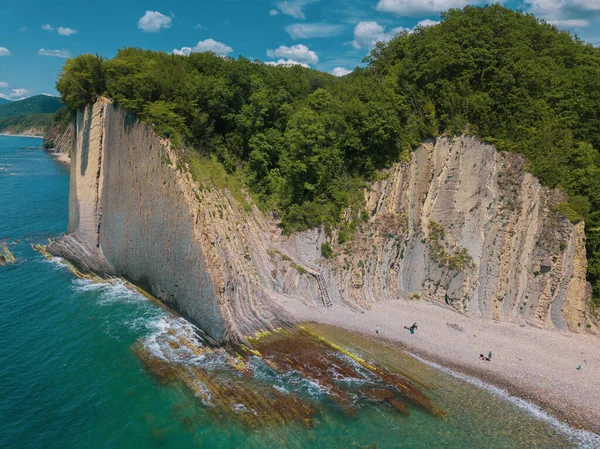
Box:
[56,49,409,233]
[367,5,600,306]
[55,5,600,306]
[0,113,54,134]
[0,95,63,118]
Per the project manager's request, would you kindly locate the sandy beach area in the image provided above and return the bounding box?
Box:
[0,132,44,138]
[50,151,70,165]
[279,297,600,434]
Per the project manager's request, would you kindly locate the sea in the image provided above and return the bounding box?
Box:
[1,135,599,449]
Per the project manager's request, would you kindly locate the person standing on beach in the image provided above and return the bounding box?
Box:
[404,323,417,334]
[488,351,492,360]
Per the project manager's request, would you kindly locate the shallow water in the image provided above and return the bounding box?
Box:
[0,136,598,448]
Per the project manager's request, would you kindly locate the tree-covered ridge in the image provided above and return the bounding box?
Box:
[55,4,600,306]
[369,5,600,306]
[0,95,63,118]
[56,50,409,232]
[0,113,54,135]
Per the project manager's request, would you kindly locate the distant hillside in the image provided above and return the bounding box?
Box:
[0,113,54,135]
[0,95,63,118]
[0,98,12,106]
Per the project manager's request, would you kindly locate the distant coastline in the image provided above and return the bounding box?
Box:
[0,133,43,138]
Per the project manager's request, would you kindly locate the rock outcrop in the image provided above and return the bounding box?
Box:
[43,122,73,158]
[283,138,596,332]
[49,100,289,344]
[51,99,597,343]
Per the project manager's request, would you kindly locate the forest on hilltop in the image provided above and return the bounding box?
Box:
[0,95,64,134]
[55,5,600,307]
[0,95,63,118]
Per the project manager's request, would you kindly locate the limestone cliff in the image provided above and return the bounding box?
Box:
[281,138,596,332]
[49,100,288,344]
[43,122,73,158]
[51,100,597,343]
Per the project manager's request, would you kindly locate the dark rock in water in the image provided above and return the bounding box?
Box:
[0,241,16,265]
[133,321,445,429]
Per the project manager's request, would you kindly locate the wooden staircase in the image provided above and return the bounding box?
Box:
[315,273,333,308]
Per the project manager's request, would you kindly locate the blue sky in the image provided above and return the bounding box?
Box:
[0,0,599,100]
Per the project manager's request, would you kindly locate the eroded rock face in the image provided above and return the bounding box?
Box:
[51,100,596,341]
[43,122,73,157]
[284,137,596,332]
[49,100,288,343]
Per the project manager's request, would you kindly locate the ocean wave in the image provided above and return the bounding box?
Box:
[72,278,150,307]
[140,315,209,364]
[409,353,600,448]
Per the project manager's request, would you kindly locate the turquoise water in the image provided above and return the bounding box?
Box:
[1,135,599,449]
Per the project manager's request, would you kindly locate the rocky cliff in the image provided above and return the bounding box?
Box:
[48,100,289,344]
[50,100,597,344]
[281,138,596,332]
[43,122,72,157]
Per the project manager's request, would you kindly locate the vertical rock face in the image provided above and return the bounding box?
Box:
[50,100,288,343]
[43,122,73,157]
[50,100,596,341]
[287,137,595,331]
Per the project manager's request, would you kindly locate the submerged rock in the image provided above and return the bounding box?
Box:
[0,241,16,265]
[133,320,445,428]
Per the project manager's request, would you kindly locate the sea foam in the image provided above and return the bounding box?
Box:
[409,353,600,448]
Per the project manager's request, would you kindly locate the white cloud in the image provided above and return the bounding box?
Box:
[266,44,318,64]
[0,47,10,56]
[285,22,345,39]
[376,0,474,16]
[1,88,31,100]
[548,19,590,27]
[269,9,279,16]
[38,48,71,58]
[417,18,440,27]
[275,0,319,19]
[58,27,77,36]
[138,11,172,32]
[266,59,310,68]
[525,0,600,28]
[332,67,352,76]
[173,47,192,56]
[41,24,78,35]
[0,81,8,88]
[351,21,405,49]
[172,39,233,56]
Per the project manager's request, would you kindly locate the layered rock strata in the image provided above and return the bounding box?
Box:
[51,99,597,343]
[282,137,596,332]
[49,100,288,343]
[43,122,73,157]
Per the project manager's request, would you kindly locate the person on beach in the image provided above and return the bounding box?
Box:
[376,326,379,334]
[488,351,492,360]
[404,323,417,334]
[479,353,491,361]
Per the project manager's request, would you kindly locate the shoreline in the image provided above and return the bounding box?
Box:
[279,297,600,436]
[48,150,70,166]
[0,132,44,138]
[0,133,71,165]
